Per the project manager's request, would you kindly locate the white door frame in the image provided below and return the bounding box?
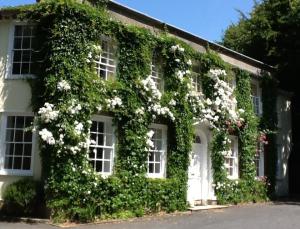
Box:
[187,125,211,206]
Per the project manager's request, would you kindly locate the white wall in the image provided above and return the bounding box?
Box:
[0,20,41,199]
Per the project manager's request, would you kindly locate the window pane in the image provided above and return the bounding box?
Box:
[13,157,22,170]
[22,37,31,49]
[103,161,110,173]
[4,157,13,169]
[22,50,31,62]
[25,116,33,127]
[16,116,24,128]
[22,157,31,170]
[15,144,23,156]
[104,149,111,159]
[24,144,32,156]
[12,63,21,75]
[6,129,14,142]
[97,134,104,146]
[91,121,97,132]
[13,50,22,62]
[7,116,15,128]
[24,130,32,142]
[106,134,113,146]
[15,130,23,142]
[23,26,32,36]
[95,161,102,172]
[98,122,104,133]
[149,152,154,162]
[5,144,14,156]
[154,151,161,162]
[96,148,103,159]
[21,63,30,74]
[148,163,154,173]
[15,26,22,36]
[14,38,22,49]
[155,163,160,173]
[89,148,95,159]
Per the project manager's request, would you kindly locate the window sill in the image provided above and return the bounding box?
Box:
[5,74,37,80]
[0,170,33,177]
[147,174,165,179]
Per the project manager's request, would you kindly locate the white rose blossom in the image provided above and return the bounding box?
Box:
[57,80,71,91]
[38,103,59,123]
[39,128,55,145]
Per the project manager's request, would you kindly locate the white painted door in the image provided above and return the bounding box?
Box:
[187,134,203,205]
[187,128,210,206]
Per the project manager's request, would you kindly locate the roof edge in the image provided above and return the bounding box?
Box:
[108,1,275,72]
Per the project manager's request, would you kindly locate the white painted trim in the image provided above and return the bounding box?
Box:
[90,115,115,177]
[227,136,239,180]
[147,123,167,179]
[251,79,263,116]
[5,21,36,80]
[0,112,35,176]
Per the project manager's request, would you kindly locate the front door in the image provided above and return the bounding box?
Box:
[187,129,208,206]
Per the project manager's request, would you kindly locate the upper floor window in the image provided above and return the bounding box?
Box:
[255,142,265,177]
[94,38,117,80]
[150,56,164,91]
[147,124,167,178]
[191,62,202,94]
[224,136,238,179]
[251,82,262,116]
[0,114,34,175]
[8,24,36,78]
[89,116,114,175]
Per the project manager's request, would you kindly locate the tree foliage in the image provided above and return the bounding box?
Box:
[222,0,300,90]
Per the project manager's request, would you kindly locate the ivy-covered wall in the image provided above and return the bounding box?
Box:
[1,0,272,221]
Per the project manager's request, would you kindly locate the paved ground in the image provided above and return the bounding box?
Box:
[1,202,300,229]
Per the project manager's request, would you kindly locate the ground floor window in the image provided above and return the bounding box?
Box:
[89,116,114,175]
[0,113,34,175]
[225,136,239,179]
[255,142,265,177]
[147,124,167,178]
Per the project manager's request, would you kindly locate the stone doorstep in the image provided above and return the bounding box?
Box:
[188,205,229,211]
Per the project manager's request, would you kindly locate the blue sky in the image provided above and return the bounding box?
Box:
[0,0,257,42]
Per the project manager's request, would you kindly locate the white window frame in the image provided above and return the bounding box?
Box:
[191,62,202,95]
[225,136,239,180]
[150,56,164,92]
[89,115,115,177]
[255,142,265,177]
[5,21,36,79]
[251,80,262,116]
[0,112,36,176]
[147,123,167,179]
[94,36,117,81]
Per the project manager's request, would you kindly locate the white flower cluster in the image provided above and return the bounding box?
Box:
[57,80,71,91]
[39,128,55,145]
[68,100,82,115]
[38,103,59,123]
[205,69,243,126]
[141,76,162,100]
[106,96,123,109]
[148,104,175,121]
[215,180,239,190]
[74,121,84,135]
[145,130,154,149]
[135,107,145,116]
[170,44,185,53]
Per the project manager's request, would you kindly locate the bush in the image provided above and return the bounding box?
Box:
[2,179,43,216]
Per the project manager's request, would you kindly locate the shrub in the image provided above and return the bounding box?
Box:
[2,179,43,216]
